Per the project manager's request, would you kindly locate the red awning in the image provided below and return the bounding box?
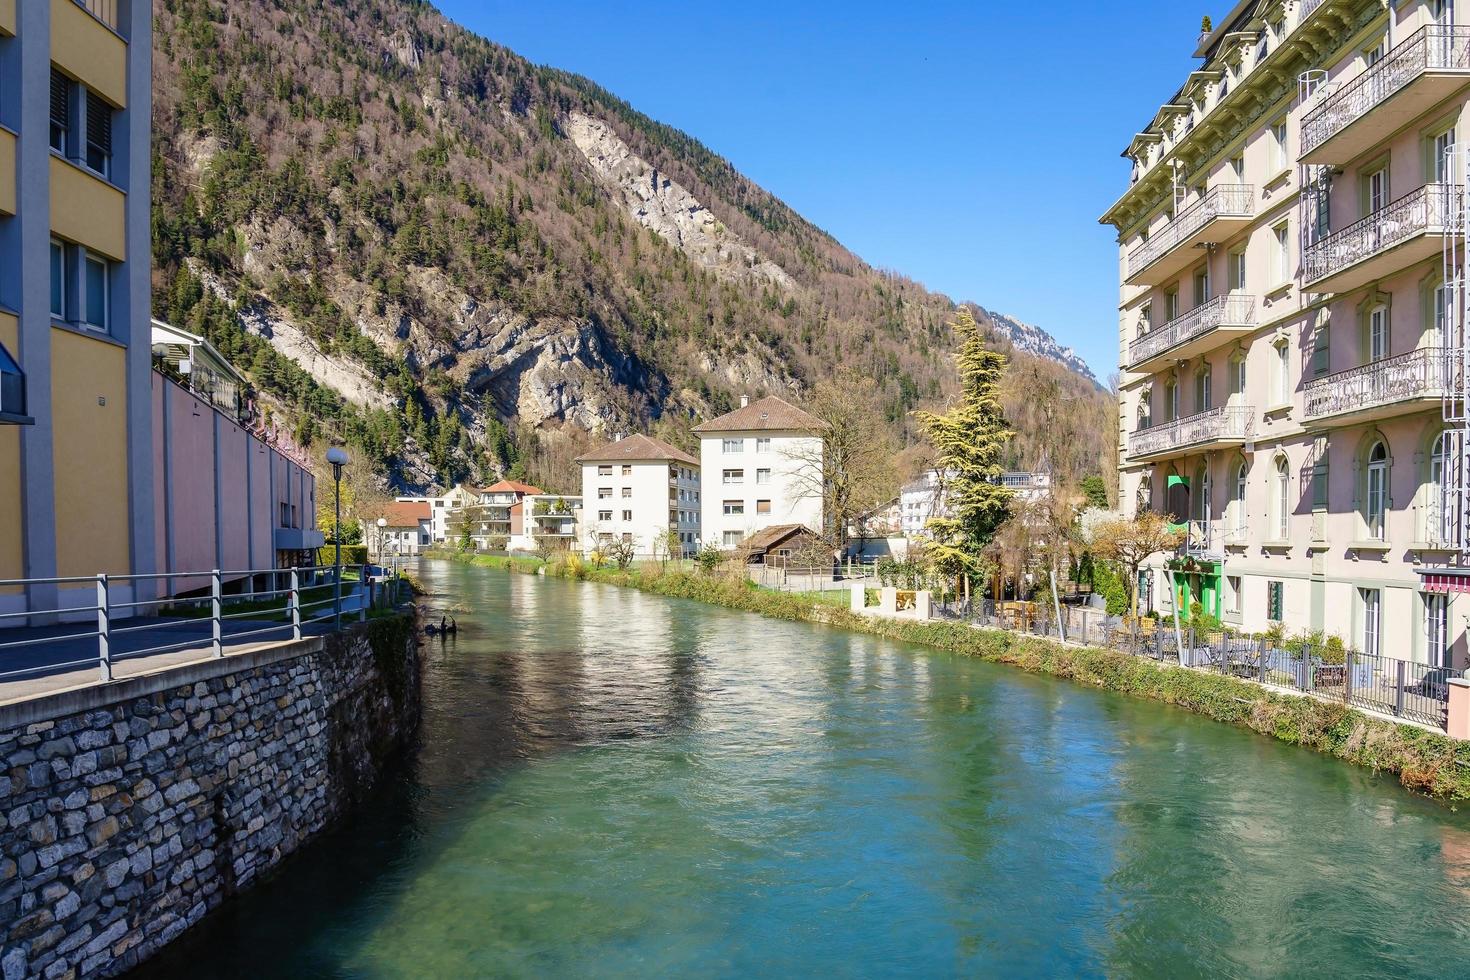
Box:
[1420,571,1470,595]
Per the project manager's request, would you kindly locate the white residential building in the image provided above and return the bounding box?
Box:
[693,395,825,549]
[900,468,1051,538]
[577,434,702,557]
[517,494,582,552]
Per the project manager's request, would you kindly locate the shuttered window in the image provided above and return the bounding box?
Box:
[86,92,112,176]
[50,69,70,152]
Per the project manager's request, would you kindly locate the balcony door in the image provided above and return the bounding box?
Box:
[1194,266,1211,308]
[1360,588,1382,659]
[1366,168,1388,214]
[1368,305,1389,363]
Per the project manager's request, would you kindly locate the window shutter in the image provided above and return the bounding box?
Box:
[50,70,70,131]
[86,92,112,155]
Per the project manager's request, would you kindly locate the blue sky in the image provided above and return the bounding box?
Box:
[435,1,1206,379]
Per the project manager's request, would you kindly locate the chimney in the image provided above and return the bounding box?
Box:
[740,395,749,408]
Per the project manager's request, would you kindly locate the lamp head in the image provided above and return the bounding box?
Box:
[326,446,349,481]
[377,517,387,528]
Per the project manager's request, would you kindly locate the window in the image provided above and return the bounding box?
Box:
[1365,37,1386,67]
[1311,459,1329,510]
[1426,592,1450,667]
[722,438,744,454]
[722,531,743,547]
[1311,327,1330,377]
[1193,265,1211,306]
[1366,441,1388,539]
[1433,282,1450,345]
[1230,154,1245,181]
[1275,456,1290,539]
[756,468,771,485]
[621,488,632,498]
[0,342,23,418]
[50,240,66,318]
[1366,166,1388,213]
[1268,118,1288,172]
[723,469,743,484]
[1165,379,1179,421]
[1234,463,1248,533]
[1267,581,1284,622]
[1274,340,1291,406]
[622,510,632,522]
[50,69,69,153]
[598,510,612,521]
[756,437,771,453]
[1431,127,1456,184]
[756,500,772,515]
[1227,576,1242,615]
[1165,287,1180,322]
[597,487,612,499]
[1360,588,1382,657]
[1194,367,1212,412]
[1368,304,1388,362]
[621,465,632,476]
[1228,248,1247,292]
[597,465,612,476]
[1272,221,1290,284]
[84,255,108,331]
[1229,352,1247,397]
[85,92,112,177]
[1430,431,1450,544]
[723,500,744,516]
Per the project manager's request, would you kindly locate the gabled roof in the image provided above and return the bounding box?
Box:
[741,523,820,553]
[480,480,542,496]
[691,395,826,434]
[382,501,431,527]
[575,433,699,466]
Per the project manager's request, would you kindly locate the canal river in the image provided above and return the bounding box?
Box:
[148,560,1470,977]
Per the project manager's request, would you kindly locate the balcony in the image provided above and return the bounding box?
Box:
[1126,185,1254,286]
[74,0,118,30]
[1175,520,1249,562]
[1301,26,1470,164]
[1128,293,1256,372]
[1301,184,1459,294]
[1302,347,1450,426]
[1127,406,1254,464]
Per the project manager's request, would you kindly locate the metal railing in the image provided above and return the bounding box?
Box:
[1129,293,1256,367]
[1299,0,1328,22]
[1128,405,1254,460]
[1302,183,1460,285]
[0,564,411,686]
[1176,519,1248,558]
[1128,185,1254,279]
[947,599,1458,729]
[1301,26,1470,157]
[1303,346,1450,420]
[73,0,119,31]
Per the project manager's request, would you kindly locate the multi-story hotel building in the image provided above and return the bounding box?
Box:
[1102,0,1470,666]
[693,396,825,549]
[1,1,154,610]
[578,434,701,557]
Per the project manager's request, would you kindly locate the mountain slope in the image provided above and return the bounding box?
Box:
[150,0,1109,493]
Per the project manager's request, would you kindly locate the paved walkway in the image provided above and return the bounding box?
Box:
[0,587,369,705]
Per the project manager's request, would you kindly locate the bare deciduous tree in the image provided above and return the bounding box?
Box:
[1090,512,1184,617]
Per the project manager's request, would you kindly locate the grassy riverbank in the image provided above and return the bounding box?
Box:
[426,550,1470,802]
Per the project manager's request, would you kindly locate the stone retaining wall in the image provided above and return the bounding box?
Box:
[0,614,420,979]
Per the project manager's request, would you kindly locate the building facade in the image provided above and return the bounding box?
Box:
[0,1,153,613]
[577,434,700,557]
[693,396,825,549]
[373,500,432,558]
[1102,0,1469,667]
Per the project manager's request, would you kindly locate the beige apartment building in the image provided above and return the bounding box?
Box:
[1102,0,1470,666]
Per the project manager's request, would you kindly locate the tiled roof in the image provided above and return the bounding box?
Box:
[575,433,699,467]
[741,523,820,553]
[382,501,431,527]
[480,480,543,495]
[691,395,826,434]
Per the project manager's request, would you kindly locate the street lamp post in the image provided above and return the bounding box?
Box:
[326,446,350,629]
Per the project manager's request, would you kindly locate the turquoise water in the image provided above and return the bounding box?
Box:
[147,561,1470,977]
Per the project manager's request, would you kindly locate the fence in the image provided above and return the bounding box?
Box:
[942,597,1458,729]
[747,562,878,593]
[0,564,412,686]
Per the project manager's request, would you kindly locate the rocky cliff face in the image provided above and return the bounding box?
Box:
[150,0,1107,492]
[982,309,1100,387]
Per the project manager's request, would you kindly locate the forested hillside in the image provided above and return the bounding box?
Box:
[150,0,1112,494]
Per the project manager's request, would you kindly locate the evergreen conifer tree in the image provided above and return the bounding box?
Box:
[913,309,1015,583]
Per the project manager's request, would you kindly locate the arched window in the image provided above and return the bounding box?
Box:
[1234,462,1248,534]
[1366,441,1389,539]
[1368,304,1389,363]
[1192,463,1212,523]
[1274,339,1291,406]
[1275,456,1290,539]
[1429,431,1449,544]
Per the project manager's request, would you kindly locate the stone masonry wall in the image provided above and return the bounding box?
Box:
[0,614,420,979]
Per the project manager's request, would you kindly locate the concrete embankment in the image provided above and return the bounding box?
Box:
[0,614,420,979]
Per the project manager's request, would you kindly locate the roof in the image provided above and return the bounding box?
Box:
[741,523,820,553]
[480,480,542,496]
[575,433,699,467]
[691,395,826,434]
[382,501,431,527]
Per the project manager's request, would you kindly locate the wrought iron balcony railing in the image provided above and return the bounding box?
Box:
[1301,26,1470,157]
[1301,183,1459,286]
[1129,293,1256,368]
[1177,519,1249,559]
[1303,346,1450,420]
[1127,185,1254,280]
[1128,406,1254,461]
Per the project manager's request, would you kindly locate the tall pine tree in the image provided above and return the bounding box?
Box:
[913,309,1015,584]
